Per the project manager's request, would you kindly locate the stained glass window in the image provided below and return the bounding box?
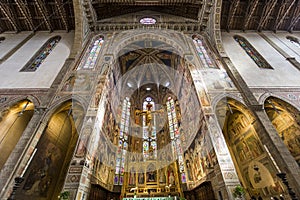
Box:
[193,35,216,68]
[20,36,61,72]
[234,35,273,69]
[78,36,104,70]
[143,97,157,160]
[166,97,186,183]
[286,35,300,47]
[115,97,130,185]
[0,37,5,43]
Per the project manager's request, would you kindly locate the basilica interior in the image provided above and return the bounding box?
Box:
[1,1,300,200]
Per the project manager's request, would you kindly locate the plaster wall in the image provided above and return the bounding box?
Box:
[221,31,300,88]
[0,31,74,88]
[0,32,32,59]
[263,31,300,62]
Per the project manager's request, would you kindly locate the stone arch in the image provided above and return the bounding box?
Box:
[211,93,245,113]
[0,95,40,111]
[45,95,88,122]
[69,0,84,58]
[258,92,300,111]
[0,99,35,170]
[14,99,85,200]
[264,96,300,166]
[108,29,188,58]
[215,97,286,198]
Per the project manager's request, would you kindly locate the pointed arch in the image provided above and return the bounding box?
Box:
[77,35,104,70]
[234,35,273,69]
[0,99,34,170]
[192,34,217,69]
[115,96,131,185]
[215,97,285,198]
[0,36,5,43]
[20,36,61,72]
[286,35,300,47]
[14,100,84,199]
[264,96,300,166]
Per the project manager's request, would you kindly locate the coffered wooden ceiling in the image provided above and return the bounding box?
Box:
[1,0,300,33]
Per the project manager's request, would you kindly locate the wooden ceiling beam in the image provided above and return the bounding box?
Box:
[288,1,300,32]
[226,0,240,31]
[274,0,296,31]
[243,0,259,31]
[54,0,69,31]
[15,0,34,31]
[257,0,277,31]
[34,0,52,32]
[0,2,19,32]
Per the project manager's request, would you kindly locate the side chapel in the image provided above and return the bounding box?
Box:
[0,1,300,200]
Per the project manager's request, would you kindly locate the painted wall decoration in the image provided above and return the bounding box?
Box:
[15,102,82,199]
[219,100,285,198]
[184,124,217,189]
[265,97,300,166]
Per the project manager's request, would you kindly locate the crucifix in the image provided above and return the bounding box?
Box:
[135,102,164,133]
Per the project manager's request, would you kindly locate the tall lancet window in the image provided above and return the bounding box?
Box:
[234,35,273,69]
[0,37,5,43]
[192,35,216,68]
[20,36,61,72]
[286,35,300,47]
[166,97,186,183]
[143,97,157,160]
[115,97,131,185]
[77,36,104,70]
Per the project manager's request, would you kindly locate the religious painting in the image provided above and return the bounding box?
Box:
[146,164,157,183]
[138,172,144,185]
[183,125,217,188]
[129,167,136,185]
[15,102,80,200]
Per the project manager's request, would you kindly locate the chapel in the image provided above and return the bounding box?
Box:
[0,1,300,200]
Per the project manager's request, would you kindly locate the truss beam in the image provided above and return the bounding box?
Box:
[54,0,69,31]
[34,0,52,32]
[226,0,240,31]
[0,2,19,32]
[257,0,277,31]
[243,0,259,30]
[274,0,296,31]
[15,0,34,31]
[288,1,300,31]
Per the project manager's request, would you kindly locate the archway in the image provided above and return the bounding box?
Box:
[0,99,34,170]
[88,34,202,199]
[216,97,286,199]
[15,100,84,200]
[264,96,300,166]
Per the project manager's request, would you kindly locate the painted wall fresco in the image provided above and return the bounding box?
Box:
[223,107,285,198]
[184,124,217,189]
[265,97,300,166]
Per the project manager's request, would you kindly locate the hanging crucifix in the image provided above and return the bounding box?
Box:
[135,101,164,133]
